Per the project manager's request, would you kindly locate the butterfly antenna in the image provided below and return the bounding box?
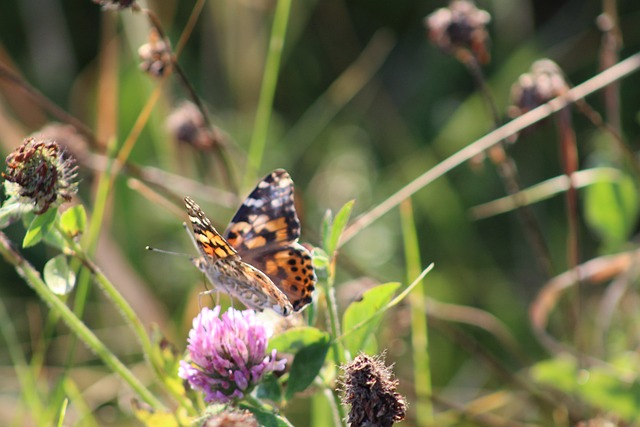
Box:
[145,245,193,258]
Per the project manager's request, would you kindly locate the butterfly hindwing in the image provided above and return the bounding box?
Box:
[241,244,316,311]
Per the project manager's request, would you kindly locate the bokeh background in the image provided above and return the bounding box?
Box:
[1,0,640,425]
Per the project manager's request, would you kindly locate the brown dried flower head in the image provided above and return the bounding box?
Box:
[93,0,136,10]
[340,353,407,427]
[203,408,259,427]
[3,138,78,214]
[425,0,491,64]
[166,101,224,150]
[139,29,173,78]
[33,123,90,165]
[509,59,569,119]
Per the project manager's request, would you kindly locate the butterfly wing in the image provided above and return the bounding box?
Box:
[224,169,316,311]
[185,196,293,316]
[223,169,301,252]
[242,244,316,311]
[185,196,238,260]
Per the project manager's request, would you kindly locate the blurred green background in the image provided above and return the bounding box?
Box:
[1,0,640,425]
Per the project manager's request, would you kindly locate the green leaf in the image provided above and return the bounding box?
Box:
[325,200,355,256]
[584,171,639,247]
[312,247,330,270]
[241,404,293,427]
[268,327,331,399]
[530,354,578,393]
[256,373,283,403]
[55,398,68,427]
[23,208,58,248]
[60,205,87,237]
[342,282,400,358]
[321,209,332,256]
[531,353,640,423]
[268,326,328,354]
[42,227,67,251]
[285,334,331,400]
[43,255,76,295]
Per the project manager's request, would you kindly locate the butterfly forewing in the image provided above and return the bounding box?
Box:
[185,196,238,260]
[224,169,316,312]
[224,169,301,252]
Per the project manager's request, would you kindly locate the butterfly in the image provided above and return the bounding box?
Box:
[185,169,316,316]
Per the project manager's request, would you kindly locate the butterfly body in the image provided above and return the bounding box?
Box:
[185,169,316,315]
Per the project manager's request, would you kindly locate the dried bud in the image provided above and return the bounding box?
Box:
[166,101,224,150]
[3,138,78,214]
[425,0,491,64]
[509,59,569,119]
[138,29,172,78]
[33,123,90,165]
[93,0,135,10]
[340,353,407,427]
[203,409,259,427]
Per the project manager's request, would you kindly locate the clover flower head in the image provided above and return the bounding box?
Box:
[179,307,286,404]
[3,138,78,215]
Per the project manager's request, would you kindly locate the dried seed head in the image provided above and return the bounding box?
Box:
[33,123,90,165]
[3,138,78,215]
[509,59,569,119]
[425,0,491,64]
[203,409,259,427]
[138,29,172,78]
[339,353,407,427]
[93,0,136,10]
[166,101,224,150]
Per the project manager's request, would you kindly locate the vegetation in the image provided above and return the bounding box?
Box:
[1,0,640,425]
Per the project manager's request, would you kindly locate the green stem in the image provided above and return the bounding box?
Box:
[321,259,348,425]
[0,298,47,424]
[50,151,116,422]
[324,261,346,364]
[56,223,155,359]
[56,223,197,415]
[0,232,164,409]
[400,199,433,424]
[243,0,292,187]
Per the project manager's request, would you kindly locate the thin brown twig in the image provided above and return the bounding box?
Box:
[0,62,97,147]
[462,52,553,278]
[340,52,640,246]
[555,107,582,356]
[529,248,640,357]
[598,2,622,134]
